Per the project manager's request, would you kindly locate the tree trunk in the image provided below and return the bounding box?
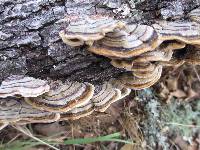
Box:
[0,0,199,85]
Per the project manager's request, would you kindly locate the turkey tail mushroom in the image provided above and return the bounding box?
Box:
[25,80,94,112]
[109,79,131,99]
[111,59,134,71]
[121,64,163,90]
[60,101,94,120]
[0,97,60,125]
[111,60,156,72]
[133,41,185,63]
[132,64,162,79]
[160,59,185,67]
[188,7,200,23]
[133,50,173,63]
[153,21,200,45]
[0,75,50,98]
[59,15,125,47]
[91,82,121,112]
[88,24,162,58]
[60,80,130,120]
[131,62,156,72]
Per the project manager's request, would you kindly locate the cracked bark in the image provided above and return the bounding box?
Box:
[0,0,199,85]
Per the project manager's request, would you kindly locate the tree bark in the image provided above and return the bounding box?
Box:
[0,0,199,85]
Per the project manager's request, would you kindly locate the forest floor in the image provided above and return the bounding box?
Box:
[0,65,200,150]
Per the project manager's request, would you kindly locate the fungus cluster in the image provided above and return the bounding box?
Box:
[25,81,95,112]
[0,75,50,98]
[1,8,200,124]
[0,97,60,125]
[0,75,130,125]
[59,15,125,47]
[59,12,200,90]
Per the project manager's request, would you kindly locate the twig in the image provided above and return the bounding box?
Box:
[0,123,8,131]
[12,125,60,150]
[7,134,21,145]
[193,66,200,82]
[164,122,200,128]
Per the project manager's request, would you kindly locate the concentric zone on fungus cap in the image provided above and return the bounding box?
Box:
[88,24,162,58]
[0,75,50,98]
[59,15,125,47]
[25,80,95,112]
[0,97,60,125]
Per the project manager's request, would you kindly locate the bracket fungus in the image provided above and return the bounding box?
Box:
[160,58,185,67]
[133,41,185,63]
[60,101,94,120]
[111,58,163,89]
[111,59,134,71]
[0,75,50,98]
[120,64,163,90]
[153,21,200,45]
[59,15,125,47]
[0,97,60,125]
[189,7,200,23]
[88,24,161,58]
[132,64,162,79]
[60,80,130,120]
[130,62,157,72]
[109,79,131,99]
[91,82,121,112]
[58,14,200,90]
[111,60,156,73]
[2,11,200,124]
[133,50,173,63]
[0,73,131,122]
[25,80,95,112]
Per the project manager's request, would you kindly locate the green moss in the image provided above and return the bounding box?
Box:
[162,99,200,137]
[136,89,199,149]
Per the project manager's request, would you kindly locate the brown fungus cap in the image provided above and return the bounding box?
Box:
[59,15,125,47]
[91,82,121,112]
[60,101,94,120]
[160,58,185,67]
[60,80,131,120]
[133,50,173,63]
[0,97,60,125]
[132,64,162,79]
[109,79,131,99]
[0,75,50,98]
[131,62,156,72]
[88,24,161,58]
[25,80,94,112]
[111,59,156,72]
[133,41,185,63]
[111,59,134,71]
[128,65,162,85]
[120,64,163,90]
[153,21,200,45]
[14,113,60,125]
